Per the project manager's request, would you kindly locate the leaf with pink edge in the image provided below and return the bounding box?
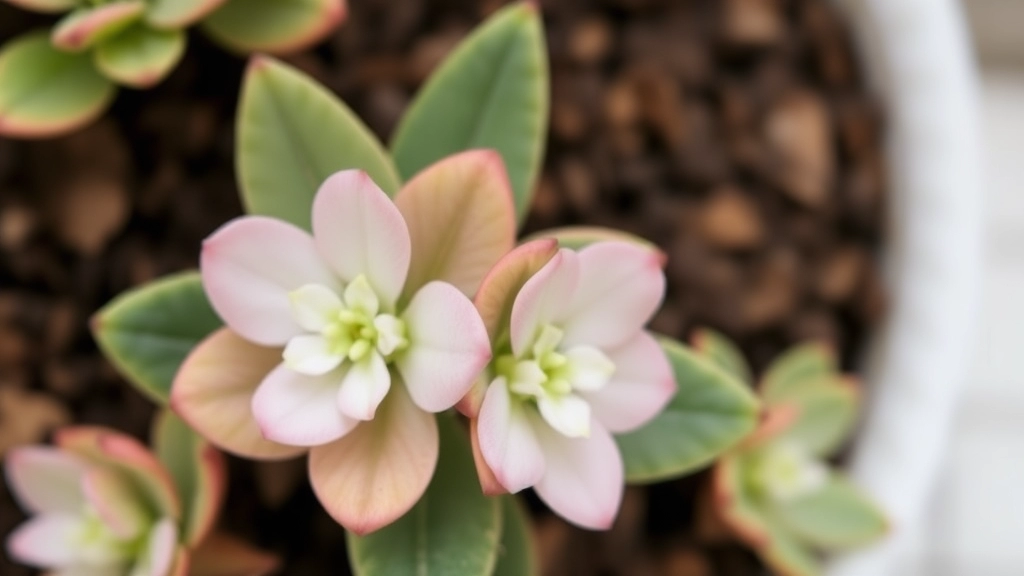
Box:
[347,415,501,576]
[202,0,345,54]
[146,0,228,29]
[761,343,837,404]
[711,455,773,549]
[774,378,860,458]
[395,150,517,300]
[189,532,280,576]
[236,56,401,229]
[769,474,888,550]
[524,226,664,259]
[0,32,115,139]
[52,1,146,52]
[93,271,222,404]
[474,239,558,344]
[94,25,186,88]
[153,410,226,546]
[616,337,759,483]
[1,0,74,14]
[691,328,752,386]
[761,525,821,576]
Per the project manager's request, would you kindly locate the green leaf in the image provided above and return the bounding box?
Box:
[492,497,535,576]
[771,474,888,551]
[761,524,822,576]
[762,343,836,404]
[692,328,752,385]
[776,379,860,458]
[52,1,146,52]
[145,0,227,29]
[3,0,75,14]
[0,32,116,139]
[153,410,225,546]
[202,0,345,54]
[523,225,662,254]
[92,271,222,404]
[347,416,502,576]
[390,2,548,225]
[616,337,760,483]
[95,25,185,88]
[237,56,401,229]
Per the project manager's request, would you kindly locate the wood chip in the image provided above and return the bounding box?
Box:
[765,89,835,207]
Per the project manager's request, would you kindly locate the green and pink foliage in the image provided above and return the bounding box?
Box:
[0,0,346,138]
[698,330,889,576]
[4,415,277,576]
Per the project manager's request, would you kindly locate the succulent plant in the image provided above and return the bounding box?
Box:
[696,329,889,576]
[0,0,345,138]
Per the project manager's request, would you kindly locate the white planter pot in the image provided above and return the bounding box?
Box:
[826,1,983,575]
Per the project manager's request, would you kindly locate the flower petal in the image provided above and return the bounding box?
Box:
[343,275,380,316]
[337,351,391,421]
[288,284,343,332]
[477,378,545,494]
[309,383,438,535]
[282,334,343,376]
[395,149,516,298]
[580,331,676,433]
[130,518,178,576]
[4,447,86,515]
[82,468,149,540]
[6,514,82,568]
[474,239,560,342]
[560,241,666,350]
[397,281,492,413]
[533,419,624,530]
[202,216,339,346]
[312,170,411,309]
[509,249,580,358]
[171,328,306,460]
[564,345,615,392]
[469,417,507,496]
[251,364,360,447]
[537,394,592,438]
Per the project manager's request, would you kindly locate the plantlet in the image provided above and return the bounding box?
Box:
[695,330,888,576]
[4,413,276,575]
[0,0,345,138]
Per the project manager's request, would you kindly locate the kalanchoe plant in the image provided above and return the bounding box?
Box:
[4,412,277,576]
[696,330,889,576]
[91,4,766,573]
[0,0,345,138]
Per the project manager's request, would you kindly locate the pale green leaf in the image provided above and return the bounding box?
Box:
[95,25,185,88]
[202,0,345,54]
[692,328,752,385]
[146,0,227,29]
[492,496,535,576]
[390,2,548,225]
[762,343,837,404]
[776,379,860,458]
[771,474,888,550]
[236,56,401,229]
[2,0,75,14]
[52,1,146,52]
[153,410,224,546]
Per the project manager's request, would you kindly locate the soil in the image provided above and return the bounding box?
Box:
[0,0,886,574]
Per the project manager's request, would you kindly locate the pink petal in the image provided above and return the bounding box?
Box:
[132,518,178,576]
[474,239,559,342]
[201,216,339,346]
[477,378,545,494]
[395,150,517,298]
[337,352,391,420]
[312,170,411,308]
[7,514,81,568]
[82,468,149,539]
[581,331,676,433]
[469,418,507,496]
[560,241,665,350]
[533,419,624,530]
[4,447,86,515]
[397,281,492,413]
[308,384,438,535]
[171,328,306,461]
[509,249,580,357]
[251,364,360,447]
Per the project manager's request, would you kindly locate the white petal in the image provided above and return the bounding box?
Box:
[283,335,344,376]
[397,282,491,413]
[560,241,666,350]
[533,420,624,530]
[201,216,340,346]
[373,314,406,357]
[564,346,616,392]
[343,275,380,317]
[6,514,84,568]
[509,250,580,357]
[288,284,343,332]
[537,394,592,438]
[531,324,564,359]
[251,364,360,446]
[508,360,546,397]
[581,331,676,433]
[477,378,545,493]
[128,518,177,576]
[312,170,411,309]
[337,351,391,421]
[4,447,86,515]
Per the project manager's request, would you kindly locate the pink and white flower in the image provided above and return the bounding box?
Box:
[471,240,676,529]
[172,150,516,533]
